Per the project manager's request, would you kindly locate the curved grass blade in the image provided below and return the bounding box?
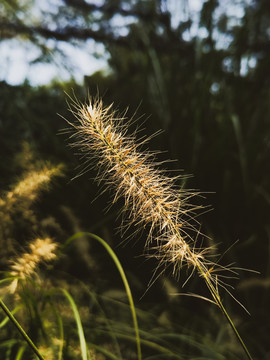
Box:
[47,299,64,360]
[60,288,90,360]
[103,330,184,359]
[84,289,123,359]
[63,232,142,360]
[0,297,44,360]
[15,346,26,360]
[0,304,23,328]
[88,343,122,360]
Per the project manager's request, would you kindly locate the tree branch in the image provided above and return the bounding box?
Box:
[0,21,190,53]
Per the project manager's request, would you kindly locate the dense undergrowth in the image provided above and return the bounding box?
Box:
[0,78,268,358]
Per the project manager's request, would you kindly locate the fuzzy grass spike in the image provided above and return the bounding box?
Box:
[65,94,253,360]
[8,237,58,293]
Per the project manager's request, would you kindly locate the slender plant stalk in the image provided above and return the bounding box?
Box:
[61,288,90,360]
[65,232,142,360]
[201,266,253,360]
[15,346,26,360]
[162,219,253,360]
[65,94,253,359]
[0,298,44,360]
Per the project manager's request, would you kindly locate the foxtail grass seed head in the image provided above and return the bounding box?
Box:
[0,164,64,209]
[0,164,64,265]
[65,96,222,289]
[8,237,58,293]
[64,95,254,360]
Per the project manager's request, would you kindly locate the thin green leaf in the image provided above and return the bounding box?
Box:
[0,298,44,360]
[88,343,121,360]
[15,346,26,360]
[60,288,90,360]
[64,232,142,360]
[0,305,23,328]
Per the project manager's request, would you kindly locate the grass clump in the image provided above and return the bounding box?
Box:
[0,155,141,359]
[0,95,254,359]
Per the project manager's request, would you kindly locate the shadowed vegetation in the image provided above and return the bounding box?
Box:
[0,0,269,358]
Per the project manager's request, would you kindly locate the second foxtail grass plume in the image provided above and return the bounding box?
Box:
[64,94,253,360]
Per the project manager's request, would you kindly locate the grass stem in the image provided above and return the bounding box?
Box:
[0,297,44,360]
[64,232,142,360]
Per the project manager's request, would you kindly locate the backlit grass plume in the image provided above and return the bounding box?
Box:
[65,95,253,360]
[8,237,58,293]
[0,163,63,266]
[0,165,63,207]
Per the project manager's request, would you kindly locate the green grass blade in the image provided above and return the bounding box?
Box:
[0,305,23,328]
[56,308,64,360]
[64,232,142,360]
[0,277,17,285]
[60,288,90,360]
[0,297,44,360]
[47,299,64,360]
[98,330,184,359]
[15,346,26,360]
[88,343,122,360]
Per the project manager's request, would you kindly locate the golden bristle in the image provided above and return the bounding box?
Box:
[65,96,217,287]
[9,237,58,293]
[6,165,63,203]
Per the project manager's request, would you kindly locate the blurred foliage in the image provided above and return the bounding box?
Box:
[1,0,270,358]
